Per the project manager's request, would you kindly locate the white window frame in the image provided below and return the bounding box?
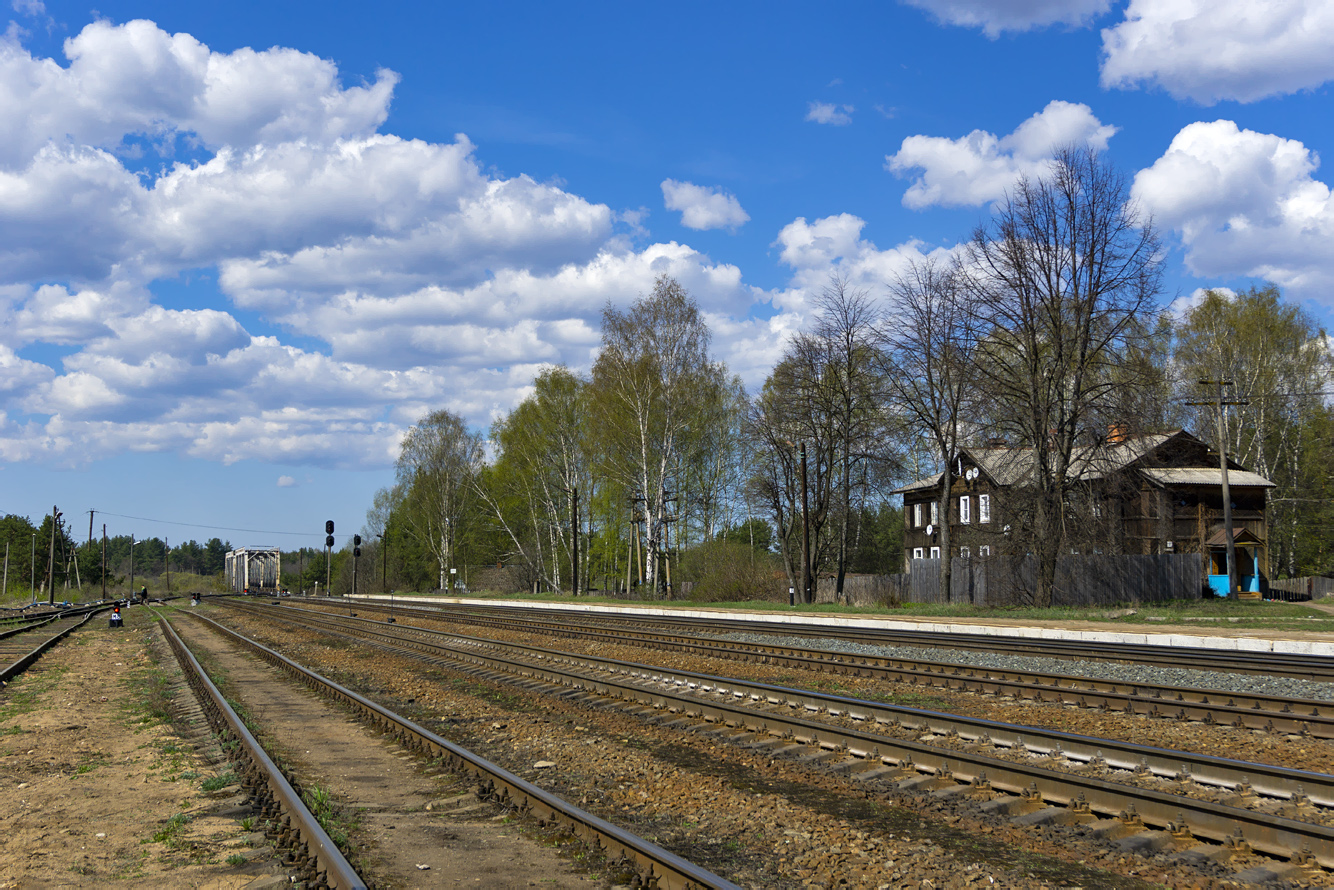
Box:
[929,546,940,559]
[930,500,939,526]
[912,547,924,560]
[978,545,991,557]
[913,502,922,527]
[959,495,971,525]
[960,546,970,558]
[979,494,991,524]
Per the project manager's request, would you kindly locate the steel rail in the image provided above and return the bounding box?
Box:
[414,601,1334,682]
[0,608,105,685]
[229,601,1334,869]
[158,616,367,890]
[313,600,1334,738]
[187,609,741,890]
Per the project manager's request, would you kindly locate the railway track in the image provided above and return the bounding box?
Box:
[156,612,366,889]
[379,599,1334,682]
[224,599,1334,882]
[178,607,741,890]
[0,604,107,686]
[306,598,1334,740]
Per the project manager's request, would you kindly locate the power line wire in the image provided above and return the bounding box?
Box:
[93,511,317,538]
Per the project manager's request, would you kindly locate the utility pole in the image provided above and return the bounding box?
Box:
[101,525,107,601]
[88,510,94,545]
[799,443,812,605]
[165,537,171,594]
[47,505,59,606]
[570,485,579,596]
[129,535,136,601]
[1188,379,1249,599]
[631,493,645,590]
[662,486,676,598]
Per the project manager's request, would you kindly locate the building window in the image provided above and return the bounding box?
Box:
[959,495,971,524]
[930,500,939,525]
[929,546,940,559]
[913,502,922,527]
[979,494,991,523]
[960,546,970,558]
[979,545,991,557]
[912,547,923,560]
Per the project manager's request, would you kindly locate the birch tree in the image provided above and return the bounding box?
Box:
[482,366,592,592]
[590,276,723,597]
[395,409,485,591]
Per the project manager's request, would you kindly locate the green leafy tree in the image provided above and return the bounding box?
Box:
[394,408,485,590]
[1174,285,1332,577]
[0,514,39,598]
[481,367,593,592]
[589,275,732,598]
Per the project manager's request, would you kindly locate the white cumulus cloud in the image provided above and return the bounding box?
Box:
[772,213,959,305]
[1132,120,1334,298]
[0,18,813,470]
[276,475,296,487]
[660,179,750,231]
[887,100,1117,208]
[805,102,854,126]
[1101,0,1334,104]
[902,0,1112,37]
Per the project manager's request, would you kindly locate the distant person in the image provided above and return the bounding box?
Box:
[139,586,148,604]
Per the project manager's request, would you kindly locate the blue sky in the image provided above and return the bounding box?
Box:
[3,0,1333,552]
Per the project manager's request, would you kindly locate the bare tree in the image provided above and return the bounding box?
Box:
[880,258,978,600]
[961,146,1163,606]
[799,277,893,602]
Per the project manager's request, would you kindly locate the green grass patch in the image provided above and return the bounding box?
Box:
[301,784,359,848]
[0,664,67,721]
[120,642,176,726]
[149,813,193,848]
[201,771,236,792]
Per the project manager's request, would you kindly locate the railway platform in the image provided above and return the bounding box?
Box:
[350,594,1334,657]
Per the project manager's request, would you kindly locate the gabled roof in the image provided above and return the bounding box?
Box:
[1205,527,1264,547]
[893,429,1274,495]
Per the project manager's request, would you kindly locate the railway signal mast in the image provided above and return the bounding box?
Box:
[324,520,334,598]
[352,534,362,602]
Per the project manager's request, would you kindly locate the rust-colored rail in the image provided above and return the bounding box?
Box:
[299,599,1334,739]
[0,607,105,685]
[158,616,366,889]
[231,601,1334,873]
[185,609,741,890]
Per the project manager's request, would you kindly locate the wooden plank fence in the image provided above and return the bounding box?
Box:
[1267,576,1334,601]
[818,553,1204,607]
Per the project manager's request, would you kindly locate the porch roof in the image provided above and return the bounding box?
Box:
[1205,527,1264,547]
[1141,468,1276,489]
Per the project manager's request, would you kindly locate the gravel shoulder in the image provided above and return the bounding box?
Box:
[215,601,1286,889]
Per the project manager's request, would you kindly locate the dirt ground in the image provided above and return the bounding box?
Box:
[0,607,286,889]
